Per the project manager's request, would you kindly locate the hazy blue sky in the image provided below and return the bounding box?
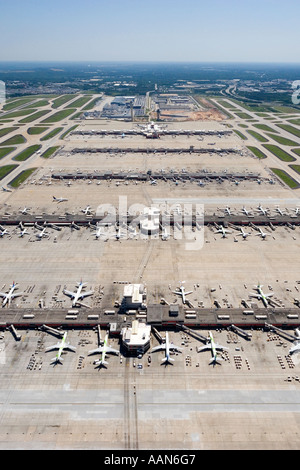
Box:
[1,0,300,62]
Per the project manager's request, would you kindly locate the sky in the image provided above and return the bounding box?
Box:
[1,0,300,63]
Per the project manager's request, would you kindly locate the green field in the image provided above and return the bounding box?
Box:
[275,123,300,138]
[270,168,299,189]
[263,144,296,162]
[292,148,300,156]
[0,164,19,180]
[65,96,92,108]
[233,129,247,140]
[27,127,50,135]
[289,164,300,175]
[246,129,268,142]
[9,167,37,188]
[2,97,36,111]
[0,147,15,159]
[0,109,38,120]
[266,133,299,146]
[41,108,77,123]
[0,134,26,146]
[40,146,60,158]
[52,95,78,109]
[0,127,18,138]
[13,145,42,161]
[253,124,279,133]
[60,125,78,139]
[19,110,51,123]
[40,127,63,141]
[246,146,267,159]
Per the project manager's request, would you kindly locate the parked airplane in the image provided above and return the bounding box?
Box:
[237,227,251,240]
[161,227,170,241]
[1,186,12,193]
[35,224,50,240]
[53,196,68,203]
[197,331,228,365]
[19,207,31,215]
[151,332,183,365]
[82,206,93,215]
[255,227,270,240]
[63,280,94,308]
[0,282,24,307]
[241,206,253,216]
[91,224,107,240]
[18,227,29,237]
[173,282,193,304]
[249,284,274,307]
[256,204,269,216]
[289,329,300,354]
[293,207,300,216]
[45,331,76,364]
[0,228,9,237]
[274,206,287,216]
[88,332,119,368]
[149,179,157,185]
[214,224,232,238]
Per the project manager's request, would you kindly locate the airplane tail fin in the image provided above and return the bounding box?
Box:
[161,357,174,364]
[51,356,63,364]
[209,356,222,365]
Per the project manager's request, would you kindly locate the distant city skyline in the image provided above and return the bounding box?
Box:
[1,0,300,63]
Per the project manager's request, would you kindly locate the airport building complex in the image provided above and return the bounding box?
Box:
[0,91,300,450]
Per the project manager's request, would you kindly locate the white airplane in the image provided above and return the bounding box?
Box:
[53,196,68,203]
[115,227,126,240]
[0,282,25,307]
[249,283,274,307]
[63,280,94,308]
[256,204,269,216]
[1,186,12,193]
[19,207,31,215]
[161,227,170,241]
[274,206,287,216]
[222,206,234,216]
[293,207,300,216]
[35,224,50,240]
[88,332,119,368]
[82,206,93,215]
[18,227,29,237]
[173,282,193,304]
[289,329,300,354]
[241,206,253,216]
[237,227,251,240]
[0,228,9,237]
[91,224,107,240]
[255,227,271,240]
[151,332,183,365]
[197,331,228,365]
[214,224,232,238]
[149,179,157,185]
[45,332,76,364]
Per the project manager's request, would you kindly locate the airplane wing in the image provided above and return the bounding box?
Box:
[151,344,166,353]
[45,342,62,352]
[81,290,94,298]
[63,290,75,297]
[214,343,229,351]
[197,344,211,352]
[0,293,7,298]
[169,343,183,351]
[63,343,76,352]
[289,343,300,354]
[105,346,119,354]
